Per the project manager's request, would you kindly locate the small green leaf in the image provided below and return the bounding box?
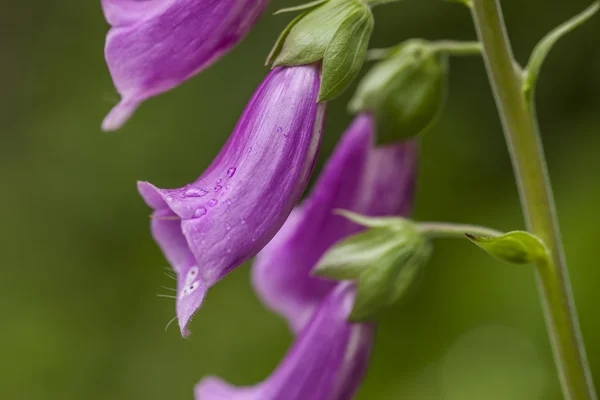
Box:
[273,0,329,15]
[466,231,549,265]
[523,1,599,102]
[318,6,373,101]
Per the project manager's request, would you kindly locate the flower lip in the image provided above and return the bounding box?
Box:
[101,0,271,130]
[139,65,325,335]
[194,283,374,400]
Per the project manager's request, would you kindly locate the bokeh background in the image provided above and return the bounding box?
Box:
[2,0,599,399]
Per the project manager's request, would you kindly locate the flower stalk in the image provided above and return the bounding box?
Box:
[417,222,502,239]
[470,0,596,398]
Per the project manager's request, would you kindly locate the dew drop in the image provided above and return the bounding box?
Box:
[193,207,207,218]
[240,217,246,224]
[208,199,218,207]
[276,127,283,133]
[227,167,237,178]
[225,223,231,231]
[216,179,222,184]
[184,188,208,197]
[225,199,232,205]
[214,185,223,192]
[166,196,174,202]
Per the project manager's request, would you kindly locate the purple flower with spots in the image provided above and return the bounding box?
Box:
[138,65,325,336]
[101,0,270,130]
[195,113,418,399]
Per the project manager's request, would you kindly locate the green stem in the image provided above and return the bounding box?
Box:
[430,40,482,56]
[470,1,596,399]
[418,222,502,239]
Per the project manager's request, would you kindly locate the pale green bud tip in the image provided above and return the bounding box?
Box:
[267,0,374,101]
[349,39,448,144]
[466,230,549,265]
[313,214,432,321]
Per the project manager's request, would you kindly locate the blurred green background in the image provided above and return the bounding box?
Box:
[1,1,598,399]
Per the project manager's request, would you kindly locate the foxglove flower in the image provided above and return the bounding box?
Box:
[101,0,270,130]
[197,283,373,400]
[138,65,325,336]
[254,113,417,333]
[195,113,417,399]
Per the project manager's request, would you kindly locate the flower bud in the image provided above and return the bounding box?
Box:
[313,212,432,321]
[349,39,448,144]
[268,0,374,101]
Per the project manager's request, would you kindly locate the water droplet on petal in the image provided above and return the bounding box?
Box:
[184,188,208,197]
[240,217,246,224]
[227,167,237,178]
[193,207,207,218]
[214,185,223,192]
[225,223,231,231]
[208,199,218,207]
[277,127,283,133]
[166,196,174,202]
[216,179,222,184]
[226,199,232,205]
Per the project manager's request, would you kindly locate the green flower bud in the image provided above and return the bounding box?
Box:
[349,39,448,144]
[267,0,374,101]
[313,211,432,321]
[466,231,549,265]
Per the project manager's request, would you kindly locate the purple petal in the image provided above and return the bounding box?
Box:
[195,283,374,400]
[101,0,270,130]
[253,113,418,332]
[139,65,325,335]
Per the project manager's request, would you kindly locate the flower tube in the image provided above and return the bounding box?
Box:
[254,113,417,332]
[195,113,417,398]
[138,65,325,335]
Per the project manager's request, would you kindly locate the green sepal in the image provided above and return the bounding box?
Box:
[272,0,364,67]
[274,0,329,15]
[523,1,599,103]
[313,215,432,321]
[349,39,448,144]
[318,7,373,101]
[313,228,403,280]
[466,231,549,265]
[266,10,312,66]
[351,237,431,321]
[268,0,373,101]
